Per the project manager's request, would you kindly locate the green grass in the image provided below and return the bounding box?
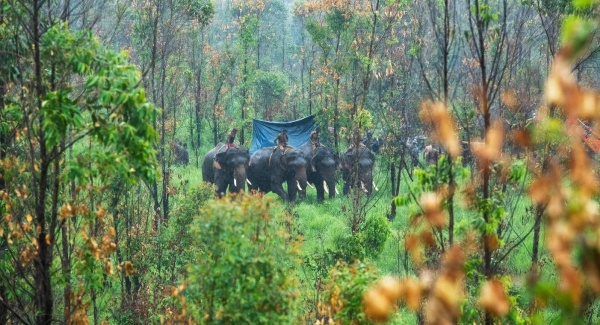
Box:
[171,156,565,322]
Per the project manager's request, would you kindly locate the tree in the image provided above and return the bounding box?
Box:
[0,4,157,323]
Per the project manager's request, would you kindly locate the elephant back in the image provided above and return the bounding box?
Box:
[342,146,375,170]
[247,148,273,190]
[313,146,338,165]
[215,145,250,168]
[201,143,224,183]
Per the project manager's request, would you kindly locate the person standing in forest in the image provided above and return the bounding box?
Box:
[226,128,238,148]
[274,129,289,150]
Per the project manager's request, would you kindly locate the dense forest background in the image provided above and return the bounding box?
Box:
[2,0,600,324]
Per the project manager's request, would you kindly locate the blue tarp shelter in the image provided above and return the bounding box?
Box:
[250,115,316,154]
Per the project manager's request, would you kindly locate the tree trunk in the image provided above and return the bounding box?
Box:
[160,53,169,223]
[389,162,396,220]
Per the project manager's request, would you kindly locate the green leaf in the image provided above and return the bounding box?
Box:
[573,0,593,9]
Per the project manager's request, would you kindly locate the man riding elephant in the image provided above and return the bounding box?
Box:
[309,128,321,152]
[274,129,289,150]
[247,146,308,202]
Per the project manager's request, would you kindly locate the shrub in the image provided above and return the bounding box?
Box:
[185,193,300,324]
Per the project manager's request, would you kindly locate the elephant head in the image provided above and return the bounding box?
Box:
[214,146,250,194]
[202,144,250,197]
[247,147,307,202]
[342,146,376,196]
[299,142,339,203]
[279,148,308,201]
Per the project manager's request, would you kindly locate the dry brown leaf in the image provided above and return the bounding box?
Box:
[477,279,510,317]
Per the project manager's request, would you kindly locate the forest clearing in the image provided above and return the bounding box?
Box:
[2,0,600,324]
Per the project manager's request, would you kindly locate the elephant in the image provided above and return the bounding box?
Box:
[298,142,339,203]
[202,143,250,197]
[172,141,189,165]
[247,147,308,201]
[341,145,376,196]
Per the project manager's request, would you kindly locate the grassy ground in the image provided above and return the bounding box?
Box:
[286,158,557,322]
[170,151,565,322]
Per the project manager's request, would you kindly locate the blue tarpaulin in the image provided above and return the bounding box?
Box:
[250,115,316,154]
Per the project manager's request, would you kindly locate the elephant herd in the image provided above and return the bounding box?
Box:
[201,141,377,203]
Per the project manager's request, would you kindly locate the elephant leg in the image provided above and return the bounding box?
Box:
[271,177,287,201]
[315,181,325,203]
[327,181,336,200]
[214,173,228,197]
[287,177,297,202]
[343,180,351,195]
[298,181,306,200]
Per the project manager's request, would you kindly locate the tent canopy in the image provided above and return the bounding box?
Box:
[250,115,316,154]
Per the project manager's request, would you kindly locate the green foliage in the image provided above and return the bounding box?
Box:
[358,215,392,259]
[184,0,215,26]
[133,182,214,322]
[561,14,598,54]
[305,19,332,55]
[186,194,300,324]
[573,0,595,9]
[239,14,260,48]
[39,23,158,184]
[253,70,286,116]
[326,9,352,34]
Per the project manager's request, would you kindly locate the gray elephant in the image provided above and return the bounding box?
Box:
[298,142,339,203]
[202,143,250,197]
[341,145,376,196]
[247,147,308,201]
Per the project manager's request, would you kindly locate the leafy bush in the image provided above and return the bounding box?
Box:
[359,214,392,259]
[329,213,391,264]
[185,194,300,324]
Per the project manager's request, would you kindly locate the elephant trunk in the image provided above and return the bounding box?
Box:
[296,166,307,191]
[361,172,373,196]
[232,165,247,193]
[326,179,336,199]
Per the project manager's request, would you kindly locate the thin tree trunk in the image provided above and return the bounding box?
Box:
[389,162,396,220]
[161,54,169,223]
[361,0,380,109]
[32,0,54,322]
[240,53,248,146]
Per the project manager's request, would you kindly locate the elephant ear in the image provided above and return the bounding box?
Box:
[214,152,227,169]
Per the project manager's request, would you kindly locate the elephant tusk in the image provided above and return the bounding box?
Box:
[297,180,303,191]
[373,181,379,191]
[335,186,339,195]
[234,179,237,187]
[361,181,368,193]
[323,181,329,194]
[307,182,315,189]
[246,179,252,186]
